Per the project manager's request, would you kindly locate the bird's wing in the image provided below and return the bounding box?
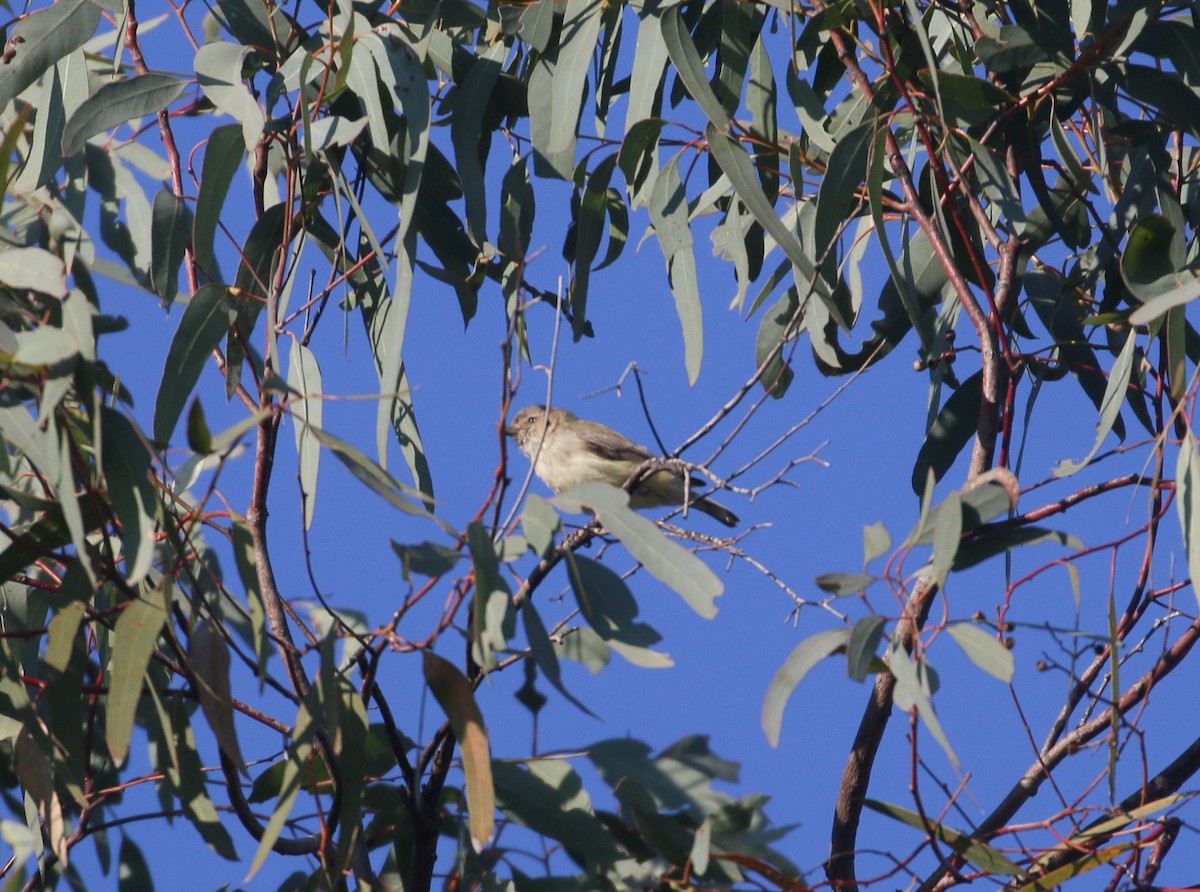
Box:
[577,422,655,464]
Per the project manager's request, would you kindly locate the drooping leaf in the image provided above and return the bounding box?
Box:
[467,521,513,671]
[153,283,235,446]
[930,491,962,589]
[521,602,596,717]
[106,584,169,765]
[846,615,886,682]
[422,652,495,852]
[911,371,982,495]
[659,5,730,129]
[389,541,463,582]
[149,189,192,306]
[762,628,849,746]
[189,619,246,774]
[1054,331,1136,477]
[889,636,957,769]
[647,155,704,384]
[1176,432,1200,612]
[287,342,322,530]
[194,42,264,151]
[192,124,245,283]
[100,408,158,585]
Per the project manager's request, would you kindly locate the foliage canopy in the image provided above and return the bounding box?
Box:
[1,0,1200,889]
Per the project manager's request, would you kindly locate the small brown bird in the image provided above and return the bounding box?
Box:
[506,405,739,527]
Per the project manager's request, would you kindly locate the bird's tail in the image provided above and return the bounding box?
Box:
[690,496,739,528]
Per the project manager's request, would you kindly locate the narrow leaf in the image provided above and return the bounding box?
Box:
[1054,331,1135,477]
[153,283,234,445]
[287,342,322,530]
[864,799,1023,874]
[189,619,246,773]
[648,156,704,384]
[62,73,186,156]
[106,585,169,765]
[762,628,849,746]
[150,189,192,306]
[423,652,495,852]
[1176,432,1200,611]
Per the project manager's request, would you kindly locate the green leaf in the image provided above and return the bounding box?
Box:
[186,398,212,454]
[246,701,314,878]
[863,799,1023,874]
[100,408,158,585]
[307,425,451,534]
[1054,331,1135,477]
[0,248,68,298]
[567,556,664,652]
[530,0,604,178]
[813,120,873,265]
[522,602,595,717]
[106,584,169,765]
[520,495,560,558]
[1027,271,1126,440]
[389,541,463,582]
[150,189,192,306]
[450,42,503,247]
[889,637,957,769]
[1128,276,1200,326]
[307,115,367,152]
[846,615,885,682]
[930,491,962,589]
[762,628,849,746]
[658,5,730,129]
[707,125,842,328]
[153,283,234,445]
[189,619,246,774]
[227,203,286,397]
[911,371,982,495]
[287,342,322,530]
[192,124,245,283]
[920,71,1014,109]
[569,154,619,340]
[863,521,891,564]
[1176,432,1200,612]
[754,290,798,397]
[422,652,495,852]
[194,42,264,151]
[467,521,513,671]
[945,623,1014,683]
[0,0,101,112]
[492,760,623,865]
[953,526,1081,571]
[1120,214,1183,302]
[554,483,723,619]
[1122,63,1200,140]
[117,836,153,892]
[648,155,704,385]
[61,73,186,156]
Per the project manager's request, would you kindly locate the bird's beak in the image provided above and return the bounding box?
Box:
[504,424,517,438]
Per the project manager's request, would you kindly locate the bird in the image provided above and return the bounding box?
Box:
[506,405,739,527]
